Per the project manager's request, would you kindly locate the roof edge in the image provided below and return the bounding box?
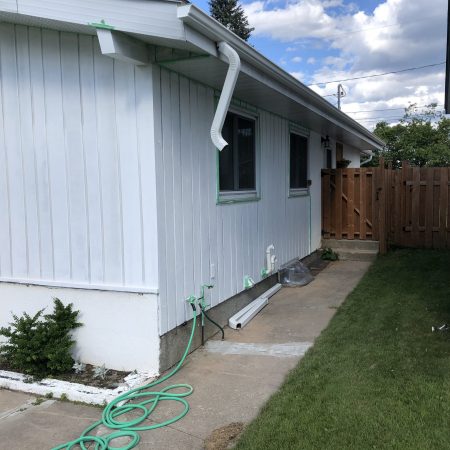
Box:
[178,4,384,150]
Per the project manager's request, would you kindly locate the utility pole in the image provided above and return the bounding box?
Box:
[337,84,346,110]
[445,0,450,113]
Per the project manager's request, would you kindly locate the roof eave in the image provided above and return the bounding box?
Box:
[177,3,385,151]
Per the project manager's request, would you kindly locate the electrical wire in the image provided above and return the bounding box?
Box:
[309,62,446,86]
[344,104,444,114]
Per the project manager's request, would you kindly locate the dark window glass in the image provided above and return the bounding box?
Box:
[219,112,256,191]
[219,115,235,191]
[290,133,308,189]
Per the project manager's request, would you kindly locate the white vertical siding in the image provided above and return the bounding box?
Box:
[0,23,158,291]
[154,67,320,334]
[344,144,362,168]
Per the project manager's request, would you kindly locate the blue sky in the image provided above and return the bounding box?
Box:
[190,0,447,128]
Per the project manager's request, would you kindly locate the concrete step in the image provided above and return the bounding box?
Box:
[336,249,378,262]
[322,238,379,252]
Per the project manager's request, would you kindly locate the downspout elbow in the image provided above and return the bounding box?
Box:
[361,150,374,166]
[210,42,241,151]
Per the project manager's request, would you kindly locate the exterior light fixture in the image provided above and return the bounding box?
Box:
[321,135,332,168]
[321,135,331,150]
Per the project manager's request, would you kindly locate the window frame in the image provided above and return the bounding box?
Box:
[288,126,310,198]
[216,106,260,204]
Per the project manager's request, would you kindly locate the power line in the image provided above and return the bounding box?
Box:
[309,62,446,86]
[356,112,442,122]
[344,104,445,114]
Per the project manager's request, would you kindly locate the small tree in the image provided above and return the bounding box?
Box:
[372,104,450,168]
[209,0,254,41]
[0,298,82,378]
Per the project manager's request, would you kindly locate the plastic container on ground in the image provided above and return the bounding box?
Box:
[279,259,314,287]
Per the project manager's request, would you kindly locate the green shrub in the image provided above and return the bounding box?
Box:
[321,247,339,261]
[0,298,82,379]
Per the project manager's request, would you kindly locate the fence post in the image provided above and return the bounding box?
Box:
[377,158,388,254]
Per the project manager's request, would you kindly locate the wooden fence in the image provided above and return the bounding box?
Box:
[322,162,450,252]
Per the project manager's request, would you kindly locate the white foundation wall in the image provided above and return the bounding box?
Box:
[153,66,323,334]
[0,283,160,373]
[0,23,158,291]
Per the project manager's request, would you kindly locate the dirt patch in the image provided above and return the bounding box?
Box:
[203,422,245,450]
[0,359,130,389]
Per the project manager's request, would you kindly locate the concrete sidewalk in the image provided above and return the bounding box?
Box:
[0,260,371,450]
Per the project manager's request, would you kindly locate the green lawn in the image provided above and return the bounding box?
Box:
[236,249,450,450]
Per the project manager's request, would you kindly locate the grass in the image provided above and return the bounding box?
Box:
[236,249,450,450]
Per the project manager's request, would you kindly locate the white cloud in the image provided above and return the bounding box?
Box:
[244,0,338,41]
[245,0,447,129]
[290,71,306,81]
[291,56,303,63]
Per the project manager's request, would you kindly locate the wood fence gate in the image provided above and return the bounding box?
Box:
[322,161,450,252]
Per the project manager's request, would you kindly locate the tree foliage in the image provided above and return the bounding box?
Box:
[209,0,254,41]
[372,104,450,168]
[0,298,82,379]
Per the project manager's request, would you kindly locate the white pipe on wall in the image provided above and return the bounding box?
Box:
[266,244,275,274]
[361,150,374,166]
[210,42,241,151]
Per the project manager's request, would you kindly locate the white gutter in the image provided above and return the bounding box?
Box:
[177,4,384,151]
[210,42,241,150]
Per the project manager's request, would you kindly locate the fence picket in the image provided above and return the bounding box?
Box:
[347,170,354,239]
[321,164,450,250]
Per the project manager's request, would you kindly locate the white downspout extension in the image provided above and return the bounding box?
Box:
[266,244,275,274]
[361,150,374,166]
[210,42,241,150]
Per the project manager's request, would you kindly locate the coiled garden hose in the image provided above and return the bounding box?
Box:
[52,299,198,450]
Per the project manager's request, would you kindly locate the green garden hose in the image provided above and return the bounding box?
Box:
[52,298,198,450]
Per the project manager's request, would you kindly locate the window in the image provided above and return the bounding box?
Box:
[219,111,256,196]
[290,132,308,191]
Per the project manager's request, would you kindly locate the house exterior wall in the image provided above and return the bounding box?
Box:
[0,23,158,291]
[0,23,160,372]
[344,144,362,168]
[153,66,323,335]
[0,283,159,372]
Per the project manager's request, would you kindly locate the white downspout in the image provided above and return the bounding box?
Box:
[210,42,241,150]
[266,244,275,274]
[361,150,374,166]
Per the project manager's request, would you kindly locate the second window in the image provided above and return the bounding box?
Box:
[290,132,308,190]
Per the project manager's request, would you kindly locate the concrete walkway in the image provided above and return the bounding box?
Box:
[0,260,371,450]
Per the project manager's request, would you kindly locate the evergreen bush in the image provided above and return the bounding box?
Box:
[0,298,82,379]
